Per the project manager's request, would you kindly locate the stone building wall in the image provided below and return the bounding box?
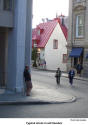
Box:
[67,0,88,77]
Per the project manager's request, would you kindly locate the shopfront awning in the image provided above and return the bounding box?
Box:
[69,48,83,57]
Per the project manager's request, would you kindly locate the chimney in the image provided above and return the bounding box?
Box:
[46,18,49,22]
[42,18,45,23]
[62,18,64,26]
[59,14,65,26]
[56,13,58,18]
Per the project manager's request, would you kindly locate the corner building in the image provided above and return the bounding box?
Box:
[0,0,32,92]
[67,0,88,77]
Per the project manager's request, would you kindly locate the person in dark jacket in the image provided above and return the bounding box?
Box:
[55,68,61,85]
[24,66,33,96]
[68,68,75,85]
[76,63,83,76]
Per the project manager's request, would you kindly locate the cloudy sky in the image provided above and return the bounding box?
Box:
[32,0,69,28]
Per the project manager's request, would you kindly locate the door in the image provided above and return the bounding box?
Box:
[0,30,6,88]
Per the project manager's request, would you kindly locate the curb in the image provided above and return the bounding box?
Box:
[62,75,88,82]
[0,96,76,105]
[32,67,56,73]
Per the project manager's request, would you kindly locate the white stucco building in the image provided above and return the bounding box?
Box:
[32,16,68,71]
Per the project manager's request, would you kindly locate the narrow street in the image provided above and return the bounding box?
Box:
[0,70,88,118]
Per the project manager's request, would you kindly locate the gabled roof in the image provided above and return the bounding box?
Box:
[60,23,68,40]
[32,18,68,48]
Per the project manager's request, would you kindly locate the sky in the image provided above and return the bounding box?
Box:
[32,0,69,28]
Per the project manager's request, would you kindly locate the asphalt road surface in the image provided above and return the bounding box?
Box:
[0,70,88,118]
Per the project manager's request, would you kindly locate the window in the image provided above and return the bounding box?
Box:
[37,29,40,35]
[76,0,81,2]
[76,15,84,38]
[53,39,58,49]
[63,54,67,63]
[4,0,12,10]
[33,40,37,47]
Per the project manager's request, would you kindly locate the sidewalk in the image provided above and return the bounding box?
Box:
[0,81,76,105]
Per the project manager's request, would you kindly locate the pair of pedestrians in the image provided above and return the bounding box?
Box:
[55,67,75,86]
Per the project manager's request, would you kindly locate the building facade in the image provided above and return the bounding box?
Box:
[67,0,88,77]
[32,17,67,71]
[0,0,32,92]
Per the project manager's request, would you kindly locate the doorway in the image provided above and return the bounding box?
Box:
[73,50,84,68]
[0,28,8,88]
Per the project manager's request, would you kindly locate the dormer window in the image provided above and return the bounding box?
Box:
[33,40,37,47]
[37,29,40,35]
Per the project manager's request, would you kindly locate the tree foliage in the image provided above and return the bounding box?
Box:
[32,48,37,67]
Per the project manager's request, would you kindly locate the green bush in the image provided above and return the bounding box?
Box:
[32,48,37,67]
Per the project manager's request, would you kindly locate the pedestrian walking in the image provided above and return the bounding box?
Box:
[42,60,46,69]
[76,62,83,76]
[44,60,46,69]
[68,67,75,85]
[55,68,61,85]
[24,66,33,96]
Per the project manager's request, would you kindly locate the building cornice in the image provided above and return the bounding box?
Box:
[73,2,86,11]
[67,44,88,48]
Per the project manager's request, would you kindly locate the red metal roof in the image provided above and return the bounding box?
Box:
[60,23,68,40]
[32,18,68,48]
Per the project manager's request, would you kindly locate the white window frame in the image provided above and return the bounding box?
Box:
[76,15,84,38]
[37,29,40,35]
